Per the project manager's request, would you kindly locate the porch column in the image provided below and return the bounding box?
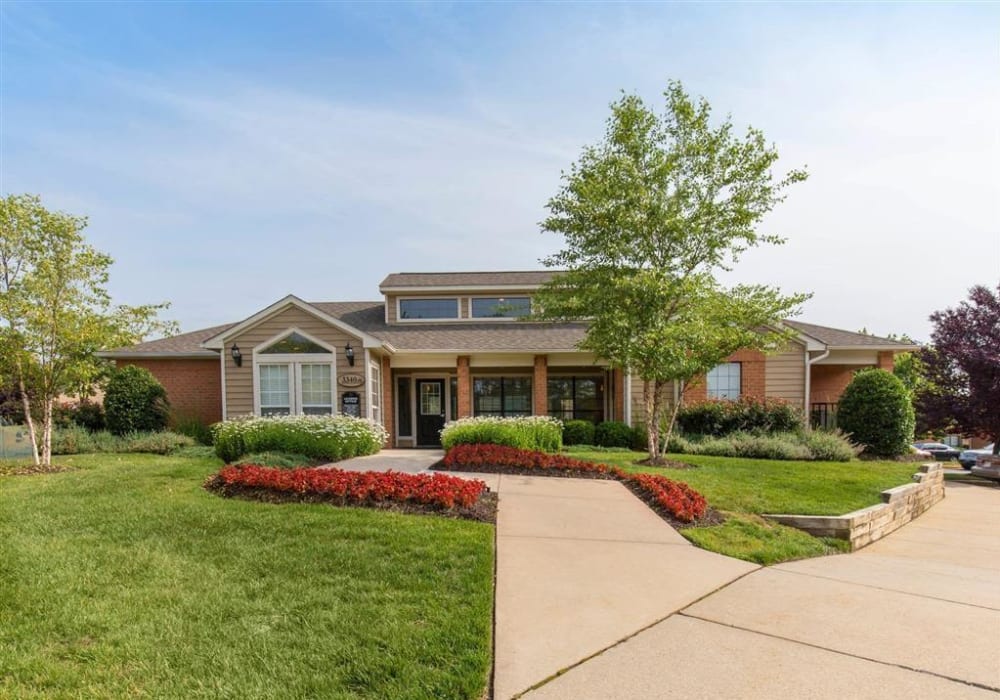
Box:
[381,356,394,447]
[457,355,472,418]
[613,368,625,422]
[533,355,548,416]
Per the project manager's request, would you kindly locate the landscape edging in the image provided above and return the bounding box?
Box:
[763,462,945,550]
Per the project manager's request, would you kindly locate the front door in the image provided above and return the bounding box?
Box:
[416,379,446,447]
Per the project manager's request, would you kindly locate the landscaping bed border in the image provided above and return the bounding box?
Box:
[764,462,945,550]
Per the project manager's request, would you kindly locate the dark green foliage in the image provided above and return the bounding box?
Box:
[69,400,105,432]
[171,415,213,445]
[103,366,170,435]
[677,397,803,437]
[837,369,915,457]
[594,421,634,448]
[561,419,596,446]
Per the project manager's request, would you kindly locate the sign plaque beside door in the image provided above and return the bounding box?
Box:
[338,374,365,388]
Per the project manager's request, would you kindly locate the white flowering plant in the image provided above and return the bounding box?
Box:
[212,414,388,463]
[440,415,563,453]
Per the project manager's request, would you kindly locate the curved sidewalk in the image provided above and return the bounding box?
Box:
[491,474,758,700]
[514,481,1000,699]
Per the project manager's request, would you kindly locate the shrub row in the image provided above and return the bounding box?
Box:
[212,415,388,463]
[561,419,641,448]
[52,427,195,455]
[210,465,488,510]
[676,397,803,437]
[440,444,707,522]
[440,416,562,453]
[666,429,860,462]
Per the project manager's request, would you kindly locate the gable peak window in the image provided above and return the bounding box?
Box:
[253,330,337,416]
[259,331,332,354]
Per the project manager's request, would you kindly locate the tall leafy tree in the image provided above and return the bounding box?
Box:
[535,82,809,462]
[917,284,1000,455]
[0,194,176,465]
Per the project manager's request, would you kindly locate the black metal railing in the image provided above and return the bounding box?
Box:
[810,403,838,430]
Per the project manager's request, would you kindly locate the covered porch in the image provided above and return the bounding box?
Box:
[380,352,625,448]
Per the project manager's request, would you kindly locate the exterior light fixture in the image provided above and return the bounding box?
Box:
[345,342,355,366]
[230,343,243,367]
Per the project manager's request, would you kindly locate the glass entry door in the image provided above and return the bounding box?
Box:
[415,379,446,447]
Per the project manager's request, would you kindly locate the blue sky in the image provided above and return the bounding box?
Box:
[2,2,998,340]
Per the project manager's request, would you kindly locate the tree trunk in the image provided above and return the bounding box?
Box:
[41,398,53,466]
[643,379,657,462]
[17,377,40,465]
[660,380,685,459]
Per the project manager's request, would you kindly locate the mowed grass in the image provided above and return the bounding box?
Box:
[568,449,917,565]
[0,453,494,700]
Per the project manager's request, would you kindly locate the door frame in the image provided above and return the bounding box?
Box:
[396,373,456,446]
[415,378,448,447]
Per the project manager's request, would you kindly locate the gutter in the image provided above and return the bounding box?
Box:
[804,349,831,421]
[95,351,220,359]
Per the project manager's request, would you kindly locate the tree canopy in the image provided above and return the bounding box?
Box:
[0,193,176,464]
[917,284,1000,454]
[534,82,808,461]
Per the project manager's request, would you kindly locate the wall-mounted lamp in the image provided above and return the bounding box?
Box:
[345,342,355,367]
[230,343,243,368]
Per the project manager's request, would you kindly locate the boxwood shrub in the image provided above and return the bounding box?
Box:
[212,415,388,463]
[594,421,635,448]
[836,369,915,457]
[104,365,171,435]
[440,416,563,453]
[562,419,596,446]
[676,397,803,437]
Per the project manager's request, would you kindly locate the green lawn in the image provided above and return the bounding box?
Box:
[568,449,918,565]
[0,453,494,700]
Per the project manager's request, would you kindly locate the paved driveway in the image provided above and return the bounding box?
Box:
[514,482,1000,699]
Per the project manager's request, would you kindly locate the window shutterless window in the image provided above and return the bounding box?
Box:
[253,330,336,416]
[369,361,381,424]
[398,298,459,320]
[706,362,741,400]
[547,376,604,423]
[473,376,532,417]
[470,297,531,318]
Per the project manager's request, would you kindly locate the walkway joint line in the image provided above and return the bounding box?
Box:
[676,612,1000,694]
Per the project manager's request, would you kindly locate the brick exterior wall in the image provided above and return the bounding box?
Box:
[613,368,625,422]
[877,351,895,371]
[457,355,472,418]
[682,349,766,405]
[381,356,394,447]
[117,358,222,425]
[810,365,860,404]
[533,355,548,416]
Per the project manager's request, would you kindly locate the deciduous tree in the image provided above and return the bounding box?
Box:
[535,82,808,462]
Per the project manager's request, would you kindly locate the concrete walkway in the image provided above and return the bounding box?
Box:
[518,482,1000,699]
[321,448,444,473]
[492,474,758,700]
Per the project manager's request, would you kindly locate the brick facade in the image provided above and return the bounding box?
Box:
[117,358,222,425]
[877,351,895,371]
[533,355,548,416]
[810,365,859,405]
[612,368,624,422]
[681,349,766,405]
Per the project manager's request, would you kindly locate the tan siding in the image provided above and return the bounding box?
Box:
[225,306,364,418]
[765,343,806,410]
[386,295,397,323]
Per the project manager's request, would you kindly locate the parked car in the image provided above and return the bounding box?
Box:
[958,444,996,470]
[912,442,962,462]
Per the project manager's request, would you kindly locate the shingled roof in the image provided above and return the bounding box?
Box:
[101,302,917,358]
[783,320,918,349]
[379,270,563,289]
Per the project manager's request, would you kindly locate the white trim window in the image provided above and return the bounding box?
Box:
[369,360,382,425]
[470,296,531,318]
[398,297,459,321]
[253,329,337,416]
[706,362,741,401]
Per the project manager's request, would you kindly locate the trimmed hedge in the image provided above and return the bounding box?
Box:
[440,443,707,522]
[594,421,635,448]
[104,365,171,435]
[440,416,562,453]
[212,415,388,463]
[562,419,596,446]
[837,369,915,457]
[676,397,803,437]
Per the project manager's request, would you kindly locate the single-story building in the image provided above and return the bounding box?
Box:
[98,271,918,446]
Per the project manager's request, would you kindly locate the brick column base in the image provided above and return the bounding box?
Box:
[381,356,393,447]
[533,355,548,416]
[457,356,472,418]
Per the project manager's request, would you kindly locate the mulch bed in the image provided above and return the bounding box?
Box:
[204,475,498,524]
[1,464,76,477]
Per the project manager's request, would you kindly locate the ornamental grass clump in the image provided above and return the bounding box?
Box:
[212,415,388,463]
[440,416,563,453]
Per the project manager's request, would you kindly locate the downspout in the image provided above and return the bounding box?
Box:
[804,348,830,428]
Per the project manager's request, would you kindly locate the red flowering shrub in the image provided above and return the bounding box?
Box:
[440,444,708,522]
[212,465,487,510]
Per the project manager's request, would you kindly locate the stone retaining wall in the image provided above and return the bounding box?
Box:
[765,463,945,550]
